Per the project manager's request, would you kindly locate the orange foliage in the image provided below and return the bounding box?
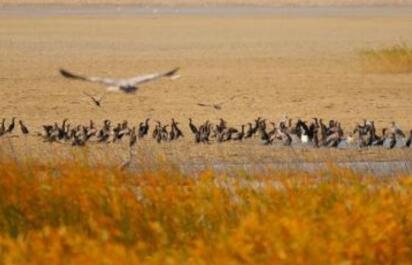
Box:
[0,159,411,264]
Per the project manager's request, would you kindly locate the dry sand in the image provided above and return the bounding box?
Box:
[0,8,411,163]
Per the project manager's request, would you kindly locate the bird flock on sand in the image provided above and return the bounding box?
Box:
[1,117,411,149]
[2,67,410,150]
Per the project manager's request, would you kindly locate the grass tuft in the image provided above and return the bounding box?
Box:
[360,43,412,73]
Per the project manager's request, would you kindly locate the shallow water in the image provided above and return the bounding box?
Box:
[179,160,412,176]
[1,5,412,17]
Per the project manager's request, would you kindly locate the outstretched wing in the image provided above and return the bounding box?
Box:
[83,91,94,99]
[59,69,120,86]
[197,103,212,107]
[126,67,180,86]
[83,92,101,106]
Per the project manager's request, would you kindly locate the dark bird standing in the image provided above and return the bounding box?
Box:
[19,120,29,135]
[6,117,15,134]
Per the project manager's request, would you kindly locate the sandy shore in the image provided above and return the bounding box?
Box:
[1,12,411,126]
[0,8,411,162]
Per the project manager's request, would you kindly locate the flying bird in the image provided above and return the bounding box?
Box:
[83,92,105,107]
[197,94,244,110]
[59,67,180,94]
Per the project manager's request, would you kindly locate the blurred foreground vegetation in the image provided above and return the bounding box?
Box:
[0,158,412,264]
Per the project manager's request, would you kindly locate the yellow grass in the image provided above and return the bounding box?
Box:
[360,44,412,73]
[0,158,412,264]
